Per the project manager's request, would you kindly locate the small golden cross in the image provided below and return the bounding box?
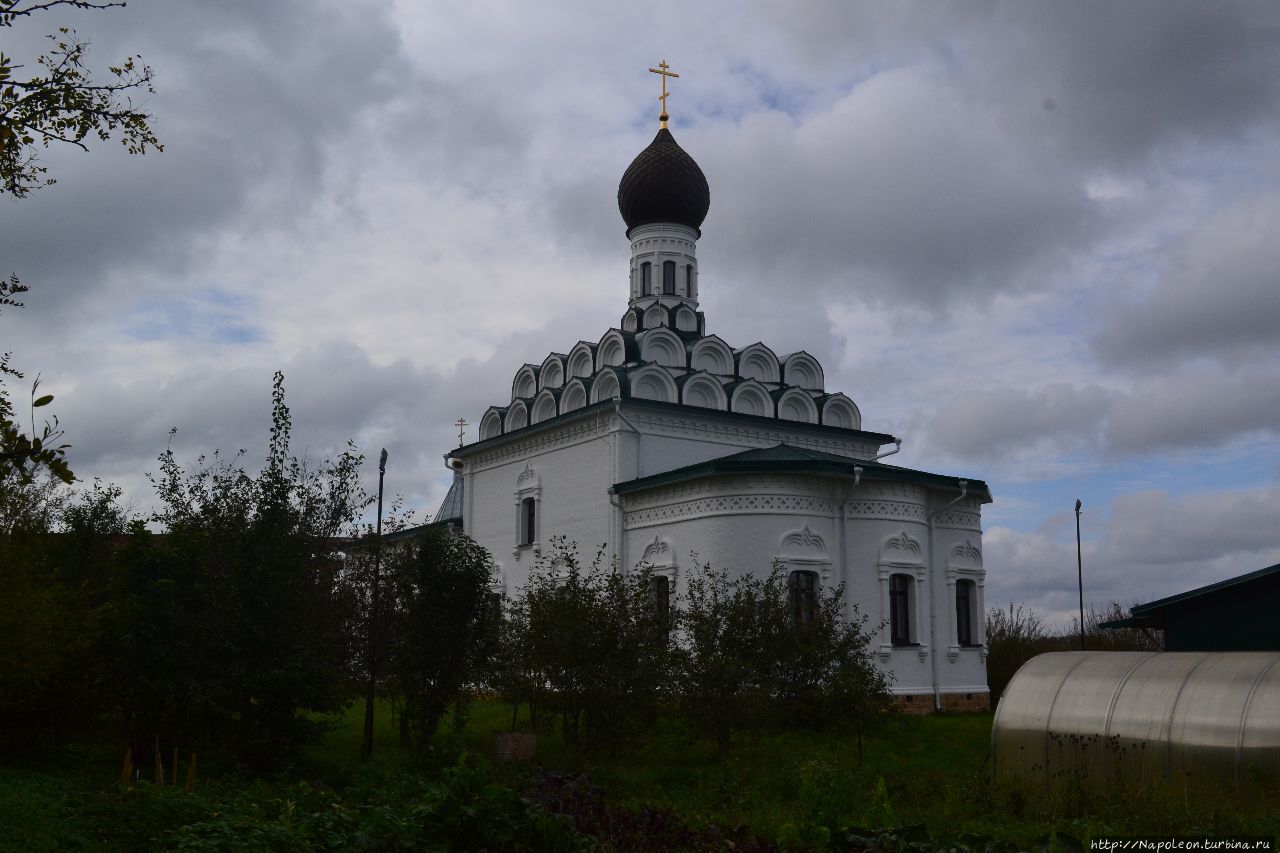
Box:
[455,417,468,447]
[648,59,679,127]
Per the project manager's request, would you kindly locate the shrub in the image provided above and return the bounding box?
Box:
[109,372,366,766]
[675,562,894,759]
[383,527,500,747]
[986,601,1162,705]
[497,539,671,752]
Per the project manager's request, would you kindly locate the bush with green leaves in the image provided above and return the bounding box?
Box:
[494,551,894,760]
[109,372,367,766]
[154,757,582,852]
[676,562,894,759]
[985,601,1161,705]
[381,526,500,748]
[496,539,672,752]
[0,478,128,747]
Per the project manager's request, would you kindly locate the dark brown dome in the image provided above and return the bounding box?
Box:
[617,128,710,235]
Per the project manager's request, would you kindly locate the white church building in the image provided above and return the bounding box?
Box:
[432,79,992,712]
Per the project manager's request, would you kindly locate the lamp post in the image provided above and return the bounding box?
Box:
[1075,498,1084,651]
[361,448,388,761]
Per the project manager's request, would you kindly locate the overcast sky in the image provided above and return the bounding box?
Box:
[4,0,1279,624]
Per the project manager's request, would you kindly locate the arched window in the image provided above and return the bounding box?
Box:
[956,579,977,646]
[519,497,536,547]
[789,570,818,626]
[651,574,671,643]
[662,260,676,295]
[890,573,913,645]
[641,262,652,296]
[685,264,693,295]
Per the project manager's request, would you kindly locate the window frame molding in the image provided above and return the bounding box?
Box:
[877,530,929,663]
[512,462,542,560]
[945,539,986,662]
[776,523,832,584]
[639,534,678,586]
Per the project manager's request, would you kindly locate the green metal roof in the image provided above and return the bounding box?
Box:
[1101,563,1280,630]
[610,442,991,500]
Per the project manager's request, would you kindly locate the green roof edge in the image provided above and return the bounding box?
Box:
[611,442,990,500]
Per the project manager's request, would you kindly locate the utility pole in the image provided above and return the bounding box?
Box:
[361,448,388,761]
[1075,498,1085,652]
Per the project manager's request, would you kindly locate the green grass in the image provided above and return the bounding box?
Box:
[457,703,997,842]
[444,699,1278,846]
[3,702,1277,851]
[297,697,408,773]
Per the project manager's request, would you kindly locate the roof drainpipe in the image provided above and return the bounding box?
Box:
[927,479,968,712]
[606,487,625,573]
[876,438,903,461]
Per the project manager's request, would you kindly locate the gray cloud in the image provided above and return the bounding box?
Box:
[4,0,1279,622]
[979,1,1280,166]
[1094,193,1280,366]
[920,366,1280,469]
[1105,486,1280,566]
[57,340,463,519]
[751,1,1280,168]
[4,0,410,309]
[700,70,1101,305]
[1106,371,1280,454]
[926,384,1111,460]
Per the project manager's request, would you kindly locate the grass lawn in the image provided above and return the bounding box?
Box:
[3,700,1276,851]
[439,699,1279,847]
[315,699,1279,847]
[453,700,995,841]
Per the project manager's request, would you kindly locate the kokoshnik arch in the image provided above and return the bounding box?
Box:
[430,63,994,712]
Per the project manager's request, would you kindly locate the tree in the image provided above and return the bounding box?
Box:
[110,373,367,765]
[1,0,161,198]
[675,563,894,760]
[498,539,671,752]
[799,586,894,765]
[1,0,162,483]
[381,526,498,749]
[0,477,127,748]
[985,600,1161,706]
[675,563,791,758]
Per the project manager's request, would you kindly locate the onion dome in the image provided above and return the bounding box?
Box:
[617,128,710,235]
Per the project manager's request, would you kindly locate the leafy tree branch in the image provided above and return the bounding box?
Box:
[0,275,70,483]
[1,0,161,198]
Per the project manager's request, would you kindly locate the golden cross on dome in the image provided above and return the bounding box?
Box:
[454,417,468,447]
[648,59,679,128]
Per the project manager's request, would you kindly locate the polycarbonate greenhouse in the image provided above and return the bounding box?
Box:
[992,651,1280,788]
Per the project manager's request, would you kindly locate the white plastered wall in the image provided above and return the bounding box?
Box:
[462,413,619,595]
[619,473,987,699]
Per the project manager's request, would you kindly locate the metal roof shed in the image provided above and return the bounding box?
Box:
[1100,563,1280,651]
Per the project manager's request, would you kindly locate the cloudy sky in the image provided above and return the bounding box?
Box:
[5,0,1279,623]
